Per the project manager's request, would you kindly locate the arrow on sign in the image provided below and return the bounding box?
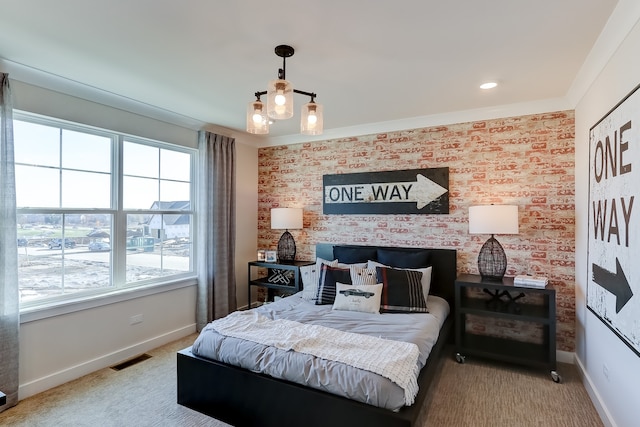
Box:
[592,258,633,313]
[324,174,448,210]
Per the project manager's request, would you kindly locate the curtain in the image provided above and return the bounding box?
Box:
[196,131,237,330]
[0,73,19,411]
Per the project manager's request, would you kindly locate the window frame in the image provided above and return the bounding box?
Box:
[14,111,198,317]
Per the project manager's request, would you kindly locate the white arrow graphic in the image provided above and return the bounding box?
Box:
[324,174,448,209]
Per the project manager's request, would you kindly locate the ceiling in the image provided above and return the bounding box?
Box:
[0,0,622,146]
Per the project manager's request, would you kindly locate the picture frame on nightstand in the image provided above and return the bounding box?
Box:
[265,250,277,262]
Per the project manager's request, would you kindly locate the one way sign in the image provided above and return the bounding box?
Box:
[587,83,640,356]
[323,168,449,214]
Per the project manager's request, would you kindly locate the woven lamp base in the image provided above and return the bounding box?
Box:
[477,235,507,281]
[277,230,296,262]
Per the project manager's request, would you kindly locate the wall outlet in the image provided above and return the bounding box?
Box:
[130,314,143,325]
[603,363,610,381]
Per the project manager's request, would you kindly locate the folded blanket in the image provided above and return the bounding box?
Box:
[210,310,421,405]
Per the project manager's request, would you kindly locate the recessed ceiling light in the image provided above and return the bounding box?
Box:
[480,82,498,90]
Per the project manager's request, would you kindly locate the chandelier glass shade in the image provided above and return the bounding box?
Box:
[301,101,323,135]
[246,99,268,134]
[267,79,294,120]
[246,45,323,135]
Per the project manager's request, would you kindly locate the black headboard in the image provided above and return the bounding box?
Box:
[315,243,458,307]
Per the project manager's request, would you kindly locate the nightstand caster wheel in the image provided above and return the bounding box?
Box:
[455,353,466,364]
[551,370,562,383]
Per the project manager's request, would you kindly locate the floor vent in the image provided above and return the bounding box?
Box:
[110,353,152,371]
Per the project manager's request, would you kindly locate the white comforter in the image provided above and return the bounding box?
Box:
[209,310,420,405]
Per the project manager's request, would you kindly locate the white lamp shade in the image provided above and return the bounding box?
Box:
[246,100,269,134]
[267,79,294,120]
[300,101,323,135]
[468,205,519,235]
[271,208,303,230]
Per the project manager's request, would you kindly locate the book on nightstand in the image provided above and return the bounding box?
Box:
[514,275,549,288]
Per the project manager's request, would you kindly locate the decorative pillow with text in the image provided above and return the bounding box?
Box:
[332,283,383,314]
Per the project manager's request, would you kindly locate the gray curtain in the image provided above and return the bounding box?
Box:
[0,73,19,411]
[196,131,237,330]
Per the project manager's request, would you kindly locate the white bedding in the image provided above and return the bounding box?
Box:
[192,292,449,411]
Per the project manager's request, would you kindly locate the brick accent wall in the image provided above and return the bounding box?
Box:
[258,110,575,352]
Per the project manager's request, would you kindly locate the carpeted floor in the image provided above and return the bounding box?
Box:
[0,334,603,427]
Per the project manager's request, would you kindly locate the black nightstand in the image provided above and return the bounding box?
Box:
[247,260,313,308]
[454,274,560,382]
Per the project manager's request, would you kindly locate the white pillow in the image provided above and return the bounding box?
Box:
[367,260,432,301]
[349,266,378,286]
[301,258,337,301]
[332,282,383,314]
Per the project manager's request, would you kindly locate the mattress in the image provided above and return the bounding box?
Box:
[191,293,449,411]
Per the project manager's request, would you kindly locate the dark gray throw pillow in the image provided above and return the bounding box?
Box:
[315,264,352,305]
[376,266,428,313]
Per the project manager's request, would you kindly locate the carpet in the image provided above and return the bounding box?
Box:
[0,334,603,426]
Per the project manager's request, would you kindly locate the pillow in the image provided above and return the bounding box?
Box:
[375,266,428,313]
[350,266,378,286]
[376,248,430,269]
[300,258,339,301]
[319,256,367,269]
[368,260,432,301]
[333,246,378,264]
[315,264,352,305]
[332,283,383,314]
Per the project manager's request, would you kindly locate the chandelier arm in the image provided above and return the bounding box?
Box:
[254,89,316,100]
[293,89,317,100]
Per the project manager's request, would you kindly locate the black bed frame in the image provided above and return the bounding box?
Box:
[177,244,457,427]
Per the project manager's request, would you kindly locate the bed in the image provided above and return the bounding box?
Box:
[177,244,457,427]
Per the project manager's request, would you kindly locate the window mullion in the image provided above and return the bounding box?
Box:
[112,135,126,286]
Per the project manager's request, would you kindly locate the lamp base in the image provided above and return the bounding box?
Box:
[477,235,507,281]
[277,230,296,263]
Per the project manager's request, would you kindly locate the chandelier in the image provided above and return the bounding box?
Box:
[246,45,323,135]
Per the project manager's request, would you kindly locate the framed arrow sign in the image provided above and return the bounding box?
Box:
[323,168,449,214]
[587,83,640,357]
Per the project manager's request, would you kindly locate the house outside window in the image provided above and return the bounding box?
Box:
[14,112,196,309]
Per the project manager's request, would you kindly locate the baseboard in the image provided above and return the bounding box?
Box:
[18,324,196,400]
[557,349,574,364]
[574,355,617,427]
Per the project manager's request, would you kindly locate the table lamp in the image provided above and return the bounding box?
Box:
[468,205,519,280]
[271,207,303,262]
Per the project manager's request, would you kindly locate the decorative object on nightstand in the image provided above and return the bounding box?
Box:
[265,250,277,263]
[271,207,303,262]
[468,204,519,281]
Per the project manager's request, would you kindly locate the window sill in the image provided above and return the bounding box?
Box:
[19,277,198,324]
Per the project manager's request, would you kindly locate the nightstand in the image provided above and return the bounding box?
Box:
[454,274,560,382]
[247,260,313,308]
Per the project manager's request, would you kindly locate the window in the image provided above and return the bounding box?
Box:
[14,113,196,308]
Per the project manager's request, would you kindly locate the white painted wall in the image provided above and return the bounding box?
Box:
[2,76,259,399]
[575,15,640,427]
[19,285,197,398]
[234,141,259,309]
